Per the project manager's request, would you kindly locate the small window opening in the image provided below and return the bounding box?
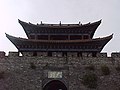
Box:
[30,35,35,39]
[77,52,82,57]
[92,52,97,57]
[48,52,52,57]
[62,52,67,57]
[33,52,37,56]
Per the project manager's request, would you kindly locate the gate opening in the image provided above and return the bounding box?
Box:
[43,80,67,90]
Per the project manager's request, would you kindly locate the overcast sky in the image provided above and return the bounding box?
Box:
[0,0,120,55]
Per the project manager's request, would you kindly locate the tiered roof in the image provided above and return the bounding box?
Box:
[6,33,112,52]
[18,19,101,39]
[6,19,113,53]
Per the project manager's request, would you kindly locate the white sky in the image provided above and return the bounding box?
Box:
[0,0,120,55]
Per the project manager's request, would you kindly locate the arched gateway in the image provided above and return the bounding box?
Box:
[43,80,67,90]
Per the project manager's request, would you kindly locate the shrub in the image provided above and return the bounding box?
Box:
[85,65,95,71]
[30,62,36,69]
[101,65,110,75]
[82,73,97,89]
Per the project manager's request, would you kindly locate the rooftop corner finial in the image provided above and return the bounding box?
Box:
[99,19,102,23]
[112,33,114,37]
[18,19,21,23]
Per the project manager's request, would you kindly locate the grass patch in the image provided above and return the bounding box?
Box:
[30,62,36,69]
[101,65,110,75]
[116,66,120,72]
[82,73,97,89]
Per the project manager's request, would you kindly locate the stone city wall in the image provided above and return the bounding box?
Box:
[0,51,120,90]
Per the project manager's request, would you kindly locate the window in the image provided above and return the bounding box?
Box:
[83,35,89,39]
[37,35,48,40]
[70,35,82,40]
[30,35,35,39]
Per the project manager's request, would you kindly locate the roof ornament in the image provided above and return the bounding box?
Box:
[79,21,82,25]
[41,21,43,25]
[60,21,61,26]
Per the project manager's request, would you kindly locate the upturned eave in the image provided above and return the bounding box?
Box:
[5,33,113,52]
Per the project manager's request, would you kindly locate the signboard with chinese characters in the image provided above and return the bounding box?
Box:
[48,71,62,78]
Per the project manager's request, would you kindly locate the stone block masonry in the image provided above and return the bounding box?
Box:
[0,52,120,90]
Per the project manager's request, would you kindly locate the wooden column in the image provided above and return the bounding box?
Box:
[35,35,37,40]
[48,35,50,40]
[82,35,83,40]
[68,35,70,40]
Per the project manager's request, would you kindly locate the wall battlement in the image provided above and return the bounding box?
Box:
[1,51,120,67]
[0,51,120,67]
[1,51,120,58]
[0,51,5,58]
